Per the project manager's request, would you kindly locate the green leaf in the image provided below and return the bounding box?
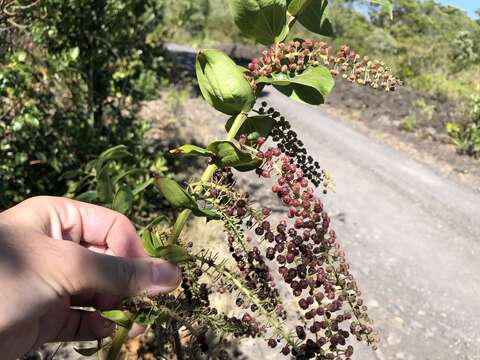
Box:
[155,177,196,209]
[155,178,219,219]
[132,177,155,196]
[96,166,114,203]
[69,47,80,60]
[287,0,311,16]
[112,168,146,184]
[207,141,256,167]
[170,145,214,157]
[74,347,99,357]
[135,312,159,326]
[295,0,333,36]
[192,207,221,220]
[112,185,134,215]
[257,65,334,105]
[142,228,157,257]
[276,22,291,43]
[196,49,255,115]
[59,169,84,180]
[234,159,263,172]
[229,0,288,45]
[95,145,131,173]
[140,215,167,235]
[74,190,98,203]
[154,244,192,264]
[225,115,275,142]
[368,0,393,19]
[101,310,132,328]
[15,51,27,63]
[85,159,97,173]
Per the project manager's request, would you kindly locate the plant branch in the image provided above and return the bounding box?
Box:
[201,257,297,349]
[106,324,129,360]
[104,310,135,360]
[168,111,248,244]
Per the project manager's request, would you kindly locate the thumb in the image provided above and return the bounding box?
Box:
[59,243,182,297]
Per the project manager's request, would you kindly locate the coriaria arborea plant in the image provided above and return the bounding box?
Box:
[244,40,401,92]
[74,1,398,359]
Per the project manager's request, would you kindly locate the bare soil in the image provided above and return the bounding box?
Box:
[324,80,480,191]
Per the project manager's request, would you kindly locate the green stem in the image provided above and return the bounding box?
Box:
[205,259,297,349]
[106,324,129,360]
[168,111,248,244]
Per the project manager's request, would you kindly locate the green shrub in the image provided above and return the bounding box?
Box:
[400,114,417,132]
[447,95,480,158]
[0,0,175,209]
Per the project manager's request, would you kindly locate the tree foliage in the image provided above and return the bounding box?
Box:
[0,0,178,208]
[329,0,480,100]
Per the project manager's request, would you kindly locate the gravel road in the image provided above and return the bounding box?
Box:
[256,89,480,360]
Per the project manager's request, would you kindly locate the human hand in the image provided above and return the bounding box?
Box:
[0,196,182,359]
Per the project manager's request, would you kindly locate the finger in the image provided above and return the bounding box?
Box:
[9,196,146,257]
[53,310,115,342]
[58,242,182,297]
[128,324,146,339]
[71,293,122,312]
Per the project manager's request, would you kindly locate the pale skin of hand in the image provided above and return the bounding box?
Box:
[0,196,182,359]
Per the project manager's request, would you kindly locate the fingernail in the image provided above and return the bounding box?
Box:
[151,262,181,287]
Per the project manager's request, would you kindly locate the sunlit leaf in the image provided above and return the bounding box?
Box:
[368,0,393,19]
[155,177,196,209]
[142,228,157,257]
[229,0,288,45]
[170,145,214,157]
[69,47,80,60]
[287,0,310,15]
[257,65,334,105]
[196,49,255,115]
[155,178,219,220]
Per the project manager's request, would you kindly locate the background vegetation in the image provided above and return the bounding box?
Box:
[0,0,197,208]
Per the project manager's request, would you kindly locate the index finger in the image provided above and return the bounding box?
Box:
[3,196,146,258]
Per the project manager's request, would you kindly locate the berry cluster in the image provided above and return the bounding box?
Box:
[187,148,376,358]
[249,148,378,359]
[207,172,284,316]
[245,39,400,92]
[256,101,333,191]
